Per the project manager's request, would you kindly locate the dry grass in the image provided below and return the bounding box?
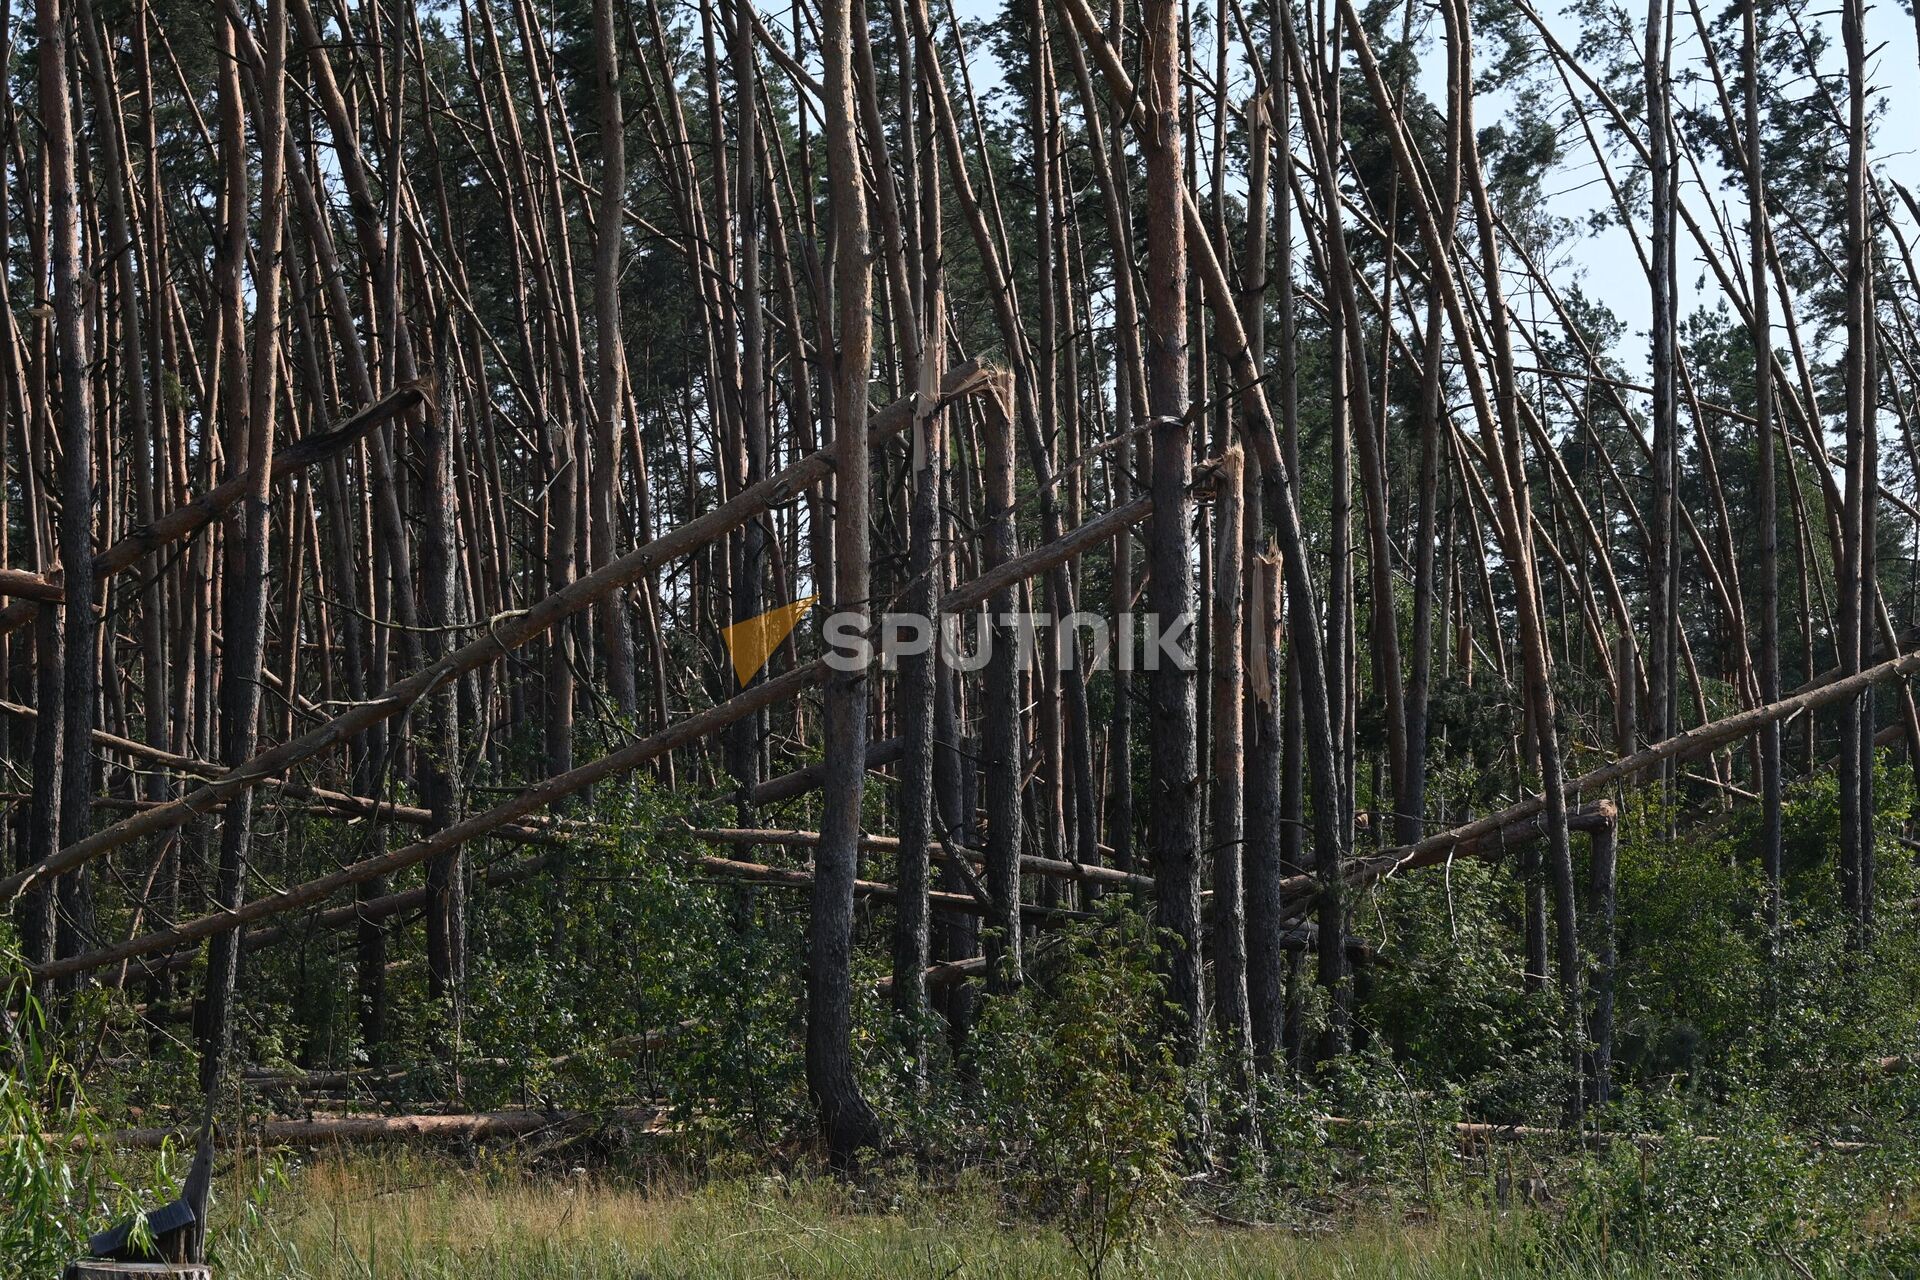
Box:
[202,1148,1814,1279]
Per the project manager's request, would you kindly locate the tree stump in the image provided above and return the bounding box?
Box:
[62,1264,211,1279]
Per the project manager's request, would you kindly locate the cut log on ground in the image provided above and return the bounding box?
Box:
[81,1108,668,1151]
[1316,1115,1870,1153]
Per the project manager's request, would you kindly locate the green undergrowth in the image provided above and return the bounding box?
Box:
[9,769,1920,1277]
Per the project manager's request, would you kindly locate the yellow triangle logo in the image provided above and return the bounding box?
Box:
[721,596,816,686]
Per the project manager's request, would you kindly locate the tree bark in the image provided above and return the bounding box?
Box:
[42,0,99,971]
[593,0,638,719]
[1142,0,1204,1066]
[192,0,286,1242]
[808,0,885,1165]
[1744,0,1782,955]
[1210,448,1254,1111]
[979,387,1024,993]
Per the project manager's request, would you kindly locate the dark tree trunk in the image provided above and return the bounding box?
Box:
[44,0,99,970]
[1211,448,1254,1113]
[193,0,287,1245]
[422,370,465,1010]
[807,0,884,1165]
[1143,0,1203,1065]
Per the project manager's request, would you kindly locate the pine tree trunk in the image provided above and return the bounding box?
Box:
[422,371,464,1010]
[194,0,287,1238]
[1746,0,1783,951]
[980,389,1024,993]
[1211,448,1254,1112]
[43,0,99,970]
[593,0,638,721]
[1142,0,1204,1064]
[807,0,884,1165]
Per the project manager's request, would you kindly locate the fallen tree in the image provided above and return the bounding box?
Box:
[874,924,1375,997]
[32,662,828,982]
[0,568,63,602]
[80,1107,669,1151]
[3,364,994,905]
[1268,626,1920,912]
[138,847,560,977]
[751,738,907,805]
[0,703,571,848]
[0,383,428,641]
[239,1030,682,1094]
[940,495,1152,615]
[1274,801,1619,906]
[128,820,1128,979]
[692,853,1093,920]
[1315,1114,1870,1154]
[689,827,1155,890]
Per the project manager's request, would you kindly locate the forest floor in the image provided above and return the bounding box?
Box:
[202,1150,1829,1279]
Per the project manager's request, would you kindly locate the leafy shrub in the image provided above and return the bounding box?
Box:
[1555,1093,1920,1275]
[1368,858,1573,1125]
[972,907,1183,1279]
[1,948,154,1275]
[461,780,812,1147]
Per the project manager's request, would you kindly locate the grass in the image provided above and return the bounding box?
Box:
[200,1149,1847,1279]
